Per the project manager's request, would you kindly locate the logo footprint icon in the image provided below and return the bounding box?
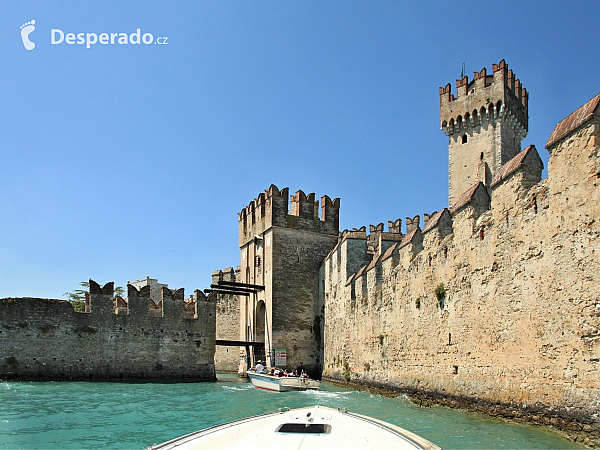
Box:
[20,20,36,50]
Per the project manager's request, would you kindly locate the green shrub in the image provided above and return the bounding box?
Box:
[435,283,446,308]
[342,360,351,381]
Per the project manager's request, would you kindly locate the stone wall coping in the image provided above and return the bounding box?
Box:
[422,209,447,234]
[366,254,381,272]
[546,92,600,149]
[491,145,541,187]
[381,243,398,262]
[449,182,488,215]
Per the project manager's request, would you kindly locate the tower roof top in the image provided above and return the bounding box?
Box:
[546,92,600,148]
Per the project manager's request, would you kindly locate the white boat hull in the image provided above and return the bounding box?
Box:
[246,371,320,392]
[148,405,441,450]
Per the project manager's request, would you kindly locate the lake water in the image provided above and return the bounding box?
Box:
[0,374,582,449]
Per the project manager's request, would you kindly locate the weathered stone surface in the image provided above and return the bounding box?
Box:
[232,186,339,377]
[0,282,216,381]
[213,269,242,373]
[321,97,600,436]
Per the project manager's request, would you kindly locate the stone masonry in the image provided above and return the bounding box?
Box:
[0,280,216,381]
[321,72,600,441]
[229,185,340,377]
[212,268,242,373]
[441,60,529,205]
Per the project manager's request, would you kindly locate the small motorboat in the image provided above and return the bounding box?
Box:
[147,405,441,450]
[246,370,321,391]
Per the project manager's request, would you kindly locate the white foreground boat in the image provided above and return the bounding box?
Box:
[246,370,321,391]
[148,405,441,450]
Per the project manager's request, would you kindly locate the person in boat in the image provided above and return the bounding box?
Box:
[255,361,265,374]
[296,361,306,376]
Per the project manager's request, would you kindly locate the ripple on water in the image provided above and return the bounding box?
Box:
[0,380,586,450]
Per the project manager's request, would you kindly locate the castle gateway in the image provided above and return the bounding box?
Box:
[214,186,339,378]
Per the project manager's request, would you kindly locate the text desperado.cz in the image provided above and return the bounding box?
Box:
[51,29,168,48]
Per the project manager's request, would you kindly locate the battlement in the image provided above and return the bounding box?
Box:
[238,184,339,246]
[0,279,216,381]
[442,60,530,205]
[322,140,554,291]
[440,60,528,137]
[85,279,211,318]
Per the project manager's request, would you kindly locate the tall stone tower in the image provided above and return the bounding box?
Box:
[440,60,528,205]
[236,185,340,377]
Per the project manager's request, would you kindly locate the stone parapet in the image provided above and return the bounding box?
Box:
[0,280,216,381]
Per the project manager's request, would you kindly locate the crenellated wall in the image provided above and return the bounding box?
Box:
[441,60,529,206]
[322,94,600,435]
[238,184,339,248]
[0,280,216,381]
[232,185,341,377]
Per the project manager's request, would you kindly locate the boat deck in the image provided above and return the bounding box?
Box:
[149,405,441,450]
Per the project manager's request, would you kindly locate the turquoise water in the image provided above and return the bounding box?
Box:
[0,375,582,449]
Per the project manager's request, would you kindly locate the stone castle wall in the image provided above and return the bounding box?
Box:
[212,268,242,373]
[322,101,600,432]
[0,280,216,381]
[233,185,340,377]
[270,226,338,376]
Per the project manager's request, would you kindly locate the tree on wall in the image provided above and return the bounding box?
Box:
[63,281,89,312]
[63,281,124,312]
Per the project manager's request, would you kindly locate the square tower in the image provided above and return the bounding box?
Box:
[237,185,340,377]
[440,60,528,205]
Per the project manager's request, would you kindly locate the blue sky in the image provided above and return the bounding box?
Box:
[1,1,599,299]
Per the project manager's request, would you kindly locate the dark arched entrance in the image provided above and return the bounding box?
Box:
[253,300,266,363]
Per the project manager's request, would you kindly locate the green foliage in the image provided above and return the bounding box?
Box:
[342,360,351,381]
[63,281,89,304]
[155,362,163,371]
[434,283,446,308]
[6,356,17,367]
[434,283,446,299]
[71,300,85,312]
[195,340,202,348]
[114,286,125,298]
[63,281,124,312]
[415,297,421,309]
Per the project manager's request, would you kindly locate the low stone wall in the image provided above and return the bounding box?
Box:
[0,281,216,381]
